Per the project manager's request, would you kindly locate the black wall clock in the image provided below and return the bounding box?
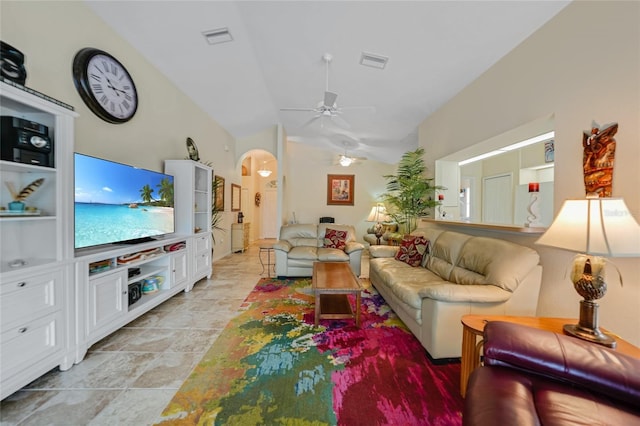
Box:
[72,47,138,123]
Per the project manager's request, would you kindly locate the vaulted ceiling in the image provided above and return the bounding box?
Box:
[87,1,570,164]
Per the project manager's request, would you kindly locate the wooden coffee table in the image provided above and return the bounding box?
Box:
[312,262,362,327]
[459,314,640,396]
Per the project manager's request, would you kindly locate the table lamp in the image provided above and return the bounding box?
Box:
[367,203,390,245]
[536,197,640,347]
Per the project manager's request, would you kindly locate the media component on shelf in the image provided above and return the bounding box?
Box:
[1,116,53,167]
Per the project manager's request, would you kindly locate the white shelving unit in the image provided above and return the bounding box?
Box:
[74,236,191,361]
[0,83,218,399]
[0,81,77,400]
[164,160,212,287]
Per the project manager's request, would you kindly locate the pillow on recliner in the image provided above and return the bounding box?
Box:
[394,235,429,267]
[324,228,347,250]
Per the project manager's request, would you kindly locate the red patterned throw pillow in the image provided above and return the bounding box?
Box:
[394,235,429,267]
[324,228,348,250]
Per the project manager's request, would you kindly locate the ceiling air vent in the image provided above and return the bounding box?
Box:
[202,27,233,45]
[360,52,388,69]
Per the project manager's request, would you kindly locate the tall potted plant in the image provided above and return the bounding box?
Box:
[381,147,443,233]
[210,171,225,244]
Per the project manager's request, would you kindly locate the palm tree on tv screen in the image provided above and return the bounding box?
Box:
[140,184,155,204]
[157,178,174,207]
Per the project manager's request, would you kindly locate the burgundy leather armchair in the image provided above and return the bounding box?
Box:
[463,321,640,425]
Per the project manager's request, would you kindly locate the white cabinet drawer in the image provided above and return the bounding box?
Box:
[1,270,62,327]
[1,312,63,380]
[195,251,211,274]
[194,234,211,253]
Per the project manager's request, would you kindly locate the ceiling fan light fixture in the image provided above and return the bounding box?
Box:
[257,160,272,177]
[360,52,388,69]
[339,155,353,167]
[202,27,233,45]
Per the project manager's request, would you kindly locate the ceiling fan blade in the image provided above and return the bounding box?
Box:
[280,107,316,112]
[331,114,351,130]
[339,105,376,112]
[300,114,321,129]
[323,91,338,108]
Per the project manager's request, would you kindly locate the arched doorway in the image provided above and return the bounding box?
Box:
[239,149,278,241]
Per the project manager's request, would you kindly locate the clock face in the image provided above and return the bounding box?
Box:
[72,48,138,123]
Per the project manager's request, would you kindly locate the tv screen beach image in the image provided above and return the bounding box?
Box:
[74,154,175,249]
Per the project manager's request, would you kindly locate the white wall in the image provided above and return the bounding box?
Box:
[1,1,240,259]
[419,1,640,344]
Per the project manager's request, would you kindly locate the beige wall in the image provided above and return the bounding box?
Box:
[419,1,640,344]
[284,141,396,239]
[1,1,239,258]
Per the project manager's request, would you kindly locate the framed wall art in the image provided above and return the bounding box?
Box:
[544,140,555,163]
[213,175,225,211]
[327,174,354,206]
[231,183,242,212]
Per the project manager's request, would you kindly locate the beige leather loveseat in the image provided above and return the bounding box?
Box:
[369,228,542,360]
[274,223,365,278]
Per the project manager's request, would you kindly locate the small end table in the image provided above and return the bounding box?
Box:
[259,243,275,277]
[387,233,403,246]
[459,314,640,397]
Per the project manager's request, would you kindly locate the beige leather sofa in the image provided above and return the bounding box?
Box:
[369,228,542,360]
[274,223,365,277]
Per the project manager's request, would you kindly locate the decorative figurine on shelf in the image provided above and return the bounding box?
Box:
[186,137,200,161]
[582,122,617,197]
[437,194,447,219]
[4,178,44,211]
[525,182,543,227]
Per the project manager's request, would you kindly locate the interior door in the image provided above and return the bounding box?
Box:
[482,173,513,224]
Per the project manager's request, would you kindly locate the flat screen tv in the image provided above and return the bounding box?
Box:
[74,153,175,250]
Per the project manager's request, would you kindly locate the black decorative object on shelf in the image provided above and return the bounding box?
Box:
[1,41,27,85]
[186,137,200,161]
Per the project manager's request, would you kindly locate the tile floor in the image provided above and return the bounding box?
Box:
[0,241,370,425]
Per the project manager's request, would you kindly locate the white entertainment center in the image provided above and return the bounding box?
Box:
[0,81,213,399]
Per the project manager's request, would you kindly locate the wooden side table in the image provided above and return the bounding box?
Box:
[387,233,403,246]
[460,314,640,397]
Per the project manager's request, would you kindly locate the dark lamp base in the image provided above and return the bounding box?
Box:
[374,223,384,245]
[563,299,617,348]
[563,324,616,348]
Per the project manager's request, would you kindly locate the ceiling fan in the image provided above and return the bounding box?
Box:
[335,143,367,167]
[280,53,374,130]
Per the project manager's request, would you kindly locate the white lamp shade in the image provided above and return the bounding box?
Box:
[367,204,390,222]
[536,198,640,257]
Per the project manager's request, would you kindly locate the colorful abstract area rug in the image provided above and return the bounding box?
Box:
[158,278,463,425]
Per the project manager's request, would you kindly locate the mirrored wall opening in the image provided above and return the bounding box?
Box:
[435,115,554,227]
